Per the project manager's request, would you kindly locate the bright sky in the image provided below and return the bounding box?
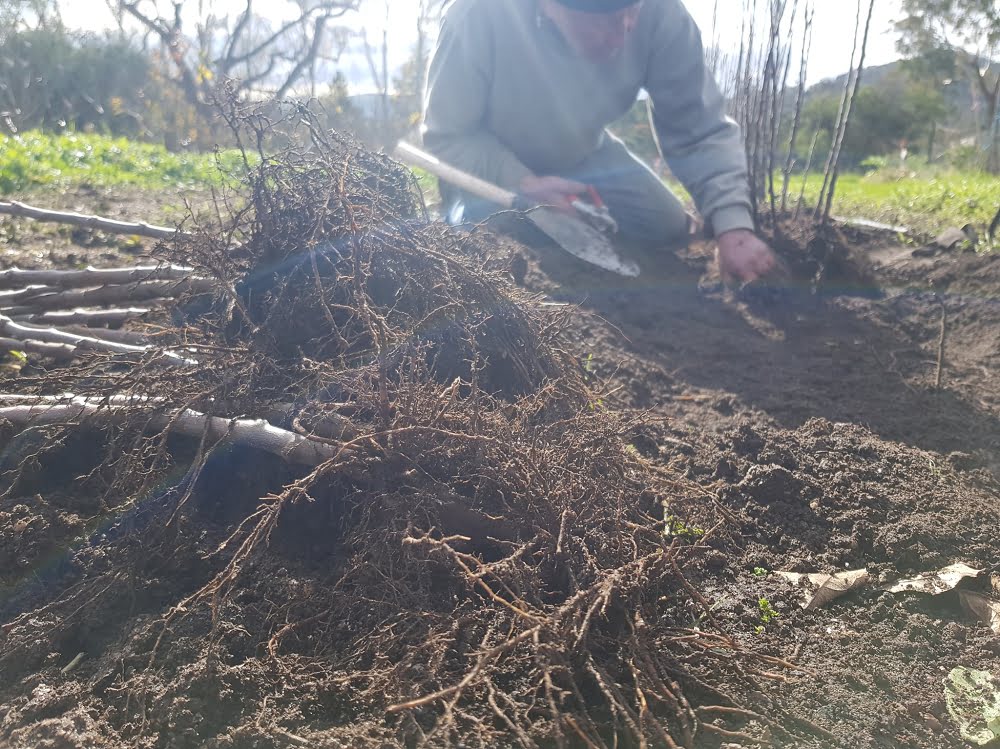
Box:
[691,0,904,84]
[62,0,905,89]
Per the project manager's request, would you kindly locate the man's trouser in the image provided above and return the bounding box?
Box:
[443,135,692,247]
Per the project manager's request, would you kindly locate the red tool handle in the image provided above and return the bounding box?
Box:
[584,185,605,209]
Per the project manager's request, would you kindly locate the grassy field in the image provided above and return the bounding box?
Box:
[792,168,1000,240]
[3,131,997,248]
[0,131,246,194]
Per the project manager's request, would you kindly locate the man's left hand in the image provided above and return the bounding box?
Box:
[716,229,779,285]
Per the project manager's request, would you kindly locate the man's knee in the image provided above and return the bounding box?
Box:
[624,192,690,245]
[599,179,690,246]
[571,143,691,246]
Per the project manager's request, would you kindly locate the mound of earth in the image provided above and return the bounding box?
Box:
[1,108,999,747]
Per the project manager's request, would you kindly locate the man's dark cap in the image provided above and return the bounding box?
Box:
[552,0,641,11]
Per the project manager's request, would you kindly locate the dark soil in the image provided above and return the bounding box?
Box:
[2,179,999,749]
[513,224,1000,747]
[0,184,206,269]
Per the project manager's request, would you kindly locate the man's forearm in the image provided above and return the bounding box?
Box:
[644,4,754,234]
[653,111,755,235]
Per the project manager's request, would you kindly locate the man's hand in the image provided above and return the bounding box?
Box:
[519,175,587,211]
[716,229,779,285]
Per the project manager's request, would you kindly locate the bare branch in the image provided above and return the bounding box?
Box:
[60,325,150,346]
[0,200,186,240]
[0,316,199,367]
[0,314,168,359]
[0,337,77,361]
[14,308,154,327]
[119,0,209,116]
[0,396,343,467]
[218,0,254,77]
[0,265,198,290]
[813,0,863,219]
[275,13,330,100]
[1,279,213,315]
[781,3,813,212]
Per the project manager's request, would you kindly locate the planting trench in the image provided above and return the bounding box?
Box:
[0,126,998,747]
[517,224,1000,747]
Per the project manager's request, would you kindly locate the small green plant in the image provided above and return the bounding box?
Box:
[927,457,944,479]
[1,349,27,375]
[582,354,607,411]
[661,500,705,540]
[758,597,779,625]
[663,514,705,540]
[753,567,768,577]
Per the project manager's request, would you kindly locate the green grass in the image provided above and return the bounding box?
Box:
[407,165,441,197]
[5,132,995,248]
[0,131,247,195]
[793,168,1000,240]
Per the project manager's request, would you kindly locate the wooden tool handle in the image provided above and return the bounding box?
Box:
[394,141,519,209]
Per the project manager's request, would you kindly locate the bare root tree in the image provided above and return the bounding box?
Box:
[814,0,877,224]
[723,0,808,225]
[780,3,813,212]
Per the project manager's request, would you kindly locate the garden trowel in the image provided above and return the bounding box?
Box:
[394,141,640,278]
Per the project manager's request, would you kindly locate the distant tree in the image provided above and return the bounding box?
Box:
[410,0,447,105]
[113,0,359,119]
[356,0,445,147]
[360,1,391,139]
[896,0,1000,170]
[0,29,150,135]
[0,0,62,130]
[0,0,62,40]
[394,0,448,135]
[316,71,360,131]
[797,71,948,166]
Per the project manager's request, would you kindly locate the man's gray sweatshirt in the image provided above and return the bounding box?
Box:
[423,0,755,235]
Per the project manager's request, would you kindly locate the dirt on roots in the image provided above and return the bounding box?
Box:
[1,106,999,748]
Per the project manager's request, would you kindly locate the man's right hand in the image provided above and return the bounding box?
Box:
[519,175,588,211]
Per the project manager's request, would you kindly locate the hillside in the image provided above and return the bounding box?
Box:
[807,59,979,132]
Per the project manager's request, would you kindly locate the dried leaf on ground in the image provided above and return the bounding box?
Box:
[960,591,1000,634]
[775,569,869,610]
[884,563,983,595]
[944,667,1000,746]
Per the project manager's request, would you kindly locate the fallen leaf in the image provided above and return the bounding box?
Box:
[960,591,1000,635]
[775,569,869,610]
[932,226,973,251]
[944,667,1000,746]
[884,563,983,595]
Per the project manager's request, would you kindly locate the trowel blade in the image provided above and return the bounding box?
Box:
[529,208,640,278]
